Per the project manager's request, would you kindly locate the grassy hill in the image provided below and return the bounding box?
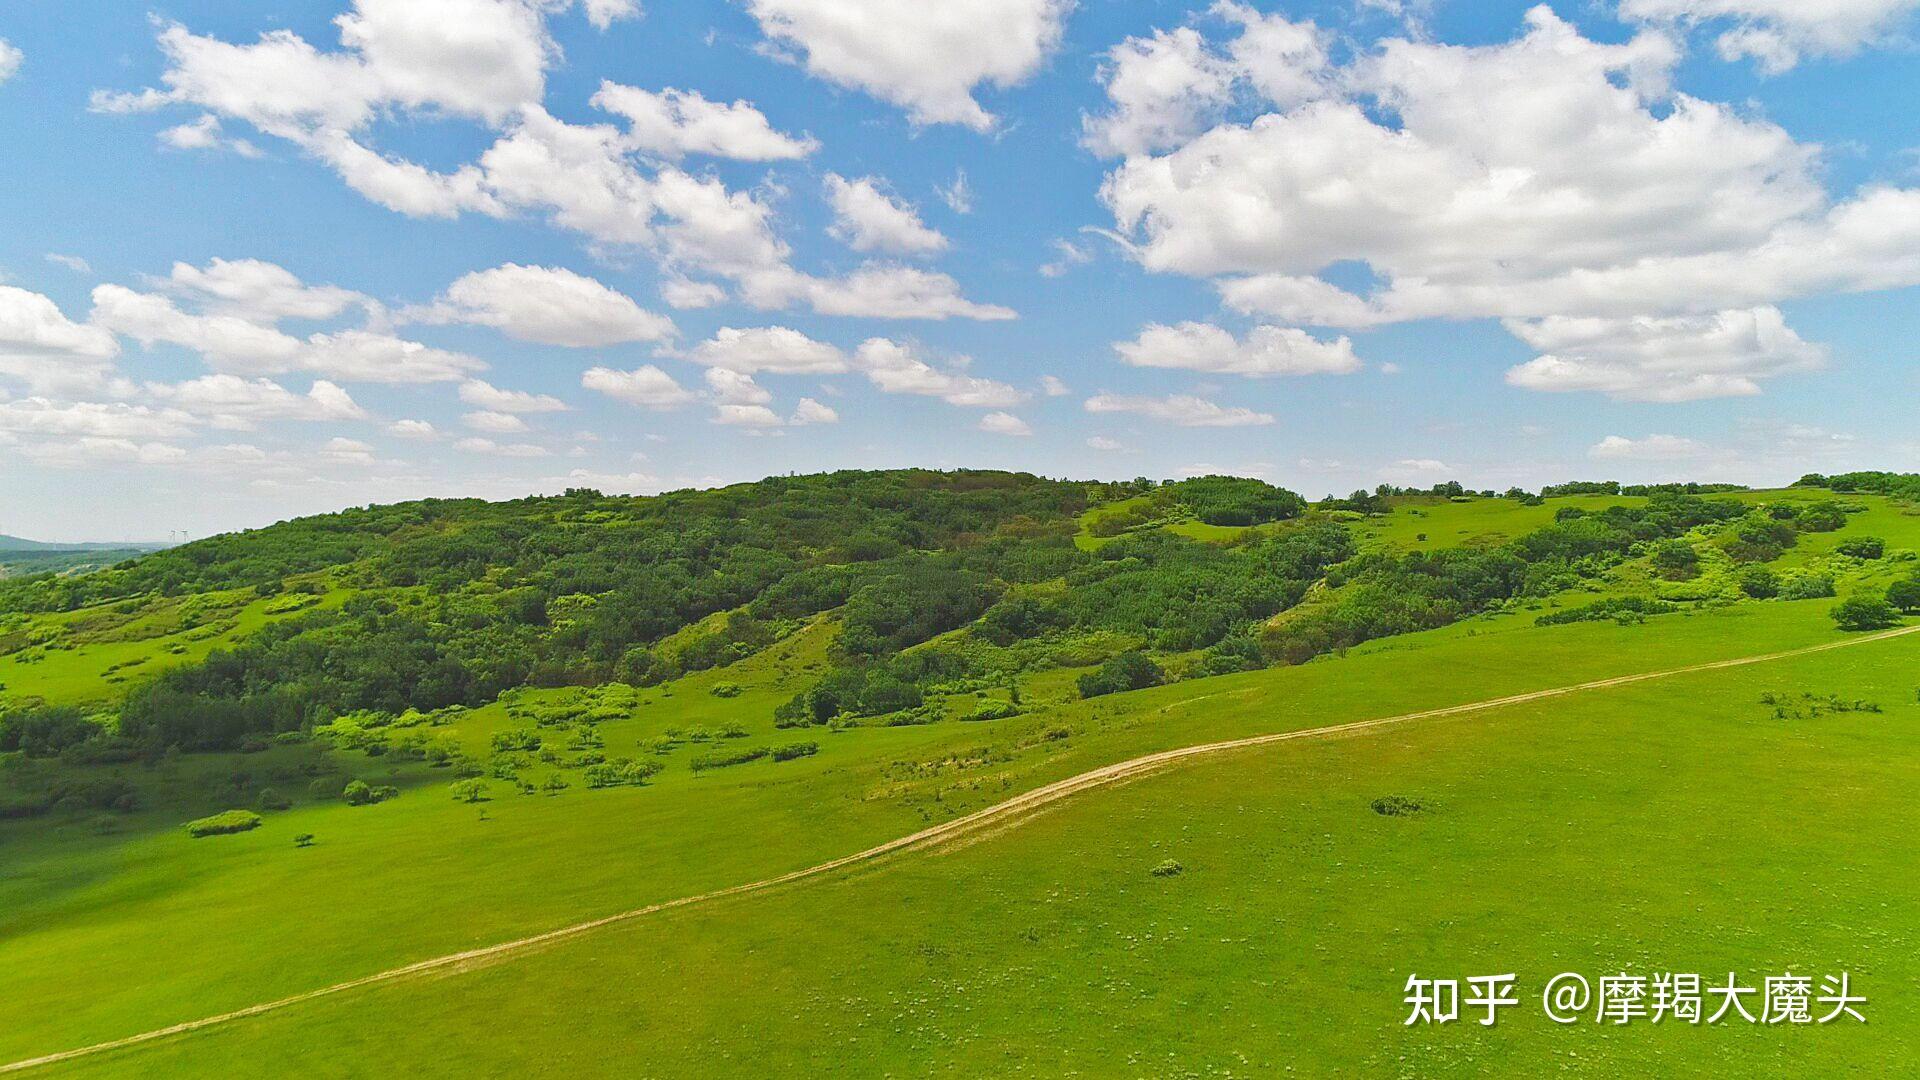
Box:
[1,469,1917,1075]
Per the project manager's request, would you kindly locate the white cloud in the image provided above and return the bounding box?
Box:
[1621,1,1920,73]
[591,83,816,160]
[979,411,1032,436]
[745,0,1072,131]
[582,0,642,31]
[454,436,549,457]
[0,39,20,85]
[45,254,92,274]
[1379,458,1452,482]
[158,114,262,157]
[1589,433,1711,460]
[0,398,195,440]
[1114,321,1361,377]
[660,278,726,309]
[939,170,973,214]
[16,437,190,469]
[146,374,366,429]
[319,436,376,464]
[743,265,1015,321]
[0,285,124,395]
[712,403,785,428]
[1503,306,1825,402]
[463,409,529,433]
[824,175,949,257]
[458,378,567,413]
[166,258,363,322]
[1093,7,1920,400]
[1039,238,1092,278]
[1082,392,1273,427]
[417,264,674,346]
[1086,435,1124,451]
[1039,375,1070,396]
[854,339,1026,408]
[581,364,696,408]
[704,367,772,405]
[389,418,437,439]
[790,397,838,425]
[91,284,484,383]
[685,326,848,374]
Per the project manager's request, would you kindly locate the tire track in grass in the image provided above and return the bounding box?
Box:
[7,623,1916,1074]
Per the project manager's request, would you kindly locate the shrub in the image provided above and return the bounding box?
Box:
[185,809,262,838]
[1832,595,1902,632]
[1647,539,1700,578]
[1077,651,1164,699]
[1536,596,1678,627]
[709,682,743,698]
[963,700,1021,722]
[1887,579,1920,614]
[690,746,770,773]
[0,705,102,758]
[450,779,491,803]
[1736,565,1780,599]
[293,833,315,848]
[770,741,819,762]
[541,775,570,795]
[1371,795,1425,817]
[1779,573,1836,601]
[1150,859,1184,877]
[583,757,662,788]
[1835,536,1886,560]
[255,788,292,812]
[342,780,397,806]
[1795,502,1848,532]
[490,729,541,753]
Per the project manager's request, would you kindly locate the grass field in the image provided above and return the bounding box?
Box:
[3,484,1916,1075]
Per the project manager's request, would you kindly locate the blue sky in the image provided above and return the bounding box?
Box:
[0,0,1916,540]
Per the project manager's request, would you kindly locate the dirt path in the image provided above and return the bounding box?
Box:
[7,623,1916,1075]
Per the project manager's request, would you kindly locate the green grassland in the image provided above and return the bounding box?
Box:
[1,470,1917,1075]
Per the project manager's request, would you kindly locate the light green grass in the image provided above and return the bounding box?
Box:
[2,598,1909,1072]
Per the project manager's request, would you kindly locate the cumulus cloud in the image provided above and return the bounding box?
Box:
[685,326,849,374]
[790,397,838,425]
[463,409,529,433]
[146,374,367,429]
[979,411,1032,436]
[1589,433,1711,460]
[0,39,20,85]
[1086,435,1124,451]
[581,364,696,408]
[853,339,1026,408]
[712,403,785,428]
[741,265,1015,321]
[458,378,567,413]
[0,285,125,396]
[1039,375,1070,396]
[158,114,263,157]
[1093,7,1920,400]
[1082,392,1273,427]
[0,398,196,440]
[1620,0,1920,73]
[454,436,549,457]
[703,367,772,406]
[389,418,437,439]
[165,258,364,322]
[1113,321,1361,377]
[591,83,817,160]
[745,0,1072,131]
[1503,306,1825,402]
[824,175,948,256]
[415,264,674,346]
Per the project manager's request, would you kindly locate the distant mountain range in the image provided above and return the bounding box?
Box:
[0,535,170,553]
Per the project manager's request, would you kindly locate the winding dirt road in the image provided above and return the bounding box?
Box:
[7,623,1916,1075]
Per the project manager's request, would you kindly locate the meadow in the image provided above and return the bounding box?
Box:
[1,471,1915,1075]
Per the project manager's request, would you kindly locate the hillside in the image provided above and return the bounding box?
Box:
[1,468,1918,1075]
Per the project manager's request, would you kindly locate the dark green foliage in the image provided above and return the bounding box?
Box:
[1647,539,1699,578]
[835,561,1000,660]
[184,809,262,837]
[1167,476,1307,526]
[0,705,102,758]
[254,788,292,812]
[1536,597,1680,626]
[490,729,541,753]
[1835,537,1886,559]
[770,741,819,762]
[1795,471,1920,499]
[293,833,315,847]
[1722,515,1799,562]
[341,780,397,806]
[709,682,743,698]
[1832,595,1902,632]
[583,757,662,787]
[962,700,1021,722]
[1886,579,1920,614]
[1779,574,1836,601]
[1737,565,1781,599]
[1794,502,1849,533]
[450,779,490,803]
[689,746,769,773]
[1078,651,1164,699]
[1371,795,1425,817]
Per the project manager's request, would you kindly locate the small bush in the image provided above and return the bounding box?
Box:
[1836,536,1886,560]
[963,700,1021,722]
[255,788,292,812]
[293,833,315,848]
[1736,565,1780,599]
[690,746,770,773]
[1077,651,1164,699]
[1832,595,1902,632]
[342,780,397,806]
[185,809,262,838]
[1887,579,1920,614]
[1779,573,1836,601]
[771,741,819,762]
[1536,596,1678,627]
[1371,795,1425,817]
[490,729,541,753]
[709,682,743,698]
[583,758,662,788]
[450,779,491,803]
[1150,859,1184,877]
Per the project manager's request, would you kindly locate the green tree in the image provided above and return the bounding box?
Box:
[1885,579,1920,614]
[1831,595,1901,632]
